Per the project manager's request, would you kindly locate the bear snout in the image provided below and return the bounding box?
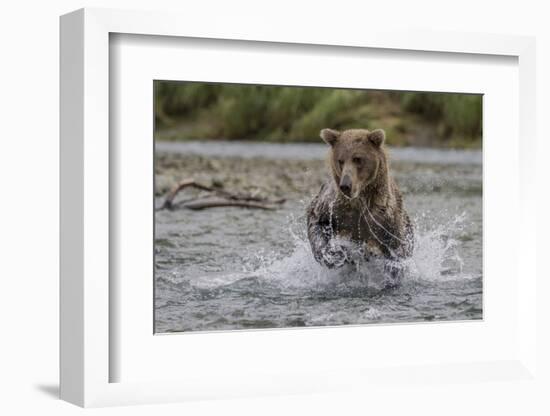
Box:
[339,175,352,198]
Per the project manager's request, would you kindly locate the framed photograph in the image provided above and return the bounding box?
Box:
[152,80,483,334]
[60,8,538,407]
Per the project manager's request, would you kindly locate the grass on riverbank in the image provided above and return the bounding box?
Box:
[154,82,482,149]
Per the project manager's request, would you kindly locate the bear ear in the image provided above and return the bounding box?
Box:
[367,129,385,147]
[320,128,341,146]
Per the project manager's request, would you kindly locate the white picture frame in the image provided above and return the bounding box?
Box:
[60,7,538,408]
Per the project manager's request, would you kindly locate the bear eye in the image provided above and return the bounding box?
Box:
[352,157,363,165]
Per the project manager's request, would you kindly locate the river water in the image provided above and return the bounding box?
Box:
[154,141,482,333]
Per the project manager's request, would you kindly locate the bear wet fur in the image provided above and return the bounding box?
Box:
[306,128,414,273]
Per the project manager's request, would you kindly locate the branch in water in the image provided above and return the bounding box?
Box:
[182,197,278,211]
[159,178,285,211]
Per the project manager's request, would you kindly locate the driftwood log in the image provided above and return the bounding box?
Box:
[159,179,285,211]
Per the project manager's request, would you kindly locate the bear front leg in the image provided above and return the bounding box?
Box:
[307,216,349,269]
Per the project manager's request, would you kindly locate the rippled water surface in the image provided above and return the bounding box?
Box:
[155,141,482,333]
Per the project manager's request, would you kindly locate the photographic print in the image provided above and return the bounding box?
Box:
[154,81,482,333]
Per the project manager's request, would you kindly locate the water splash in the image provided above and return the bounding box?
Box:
[195,210,473,293]
[405,212,468,282]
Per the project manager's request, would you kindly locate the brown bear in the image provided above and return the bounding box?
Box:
[306,128,414,275]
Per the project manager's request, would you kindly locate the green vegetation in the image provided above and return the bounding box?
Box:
[154,81,482,148]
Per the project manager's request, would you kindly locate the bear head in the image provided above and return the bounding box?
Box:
[320,128,387,199]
